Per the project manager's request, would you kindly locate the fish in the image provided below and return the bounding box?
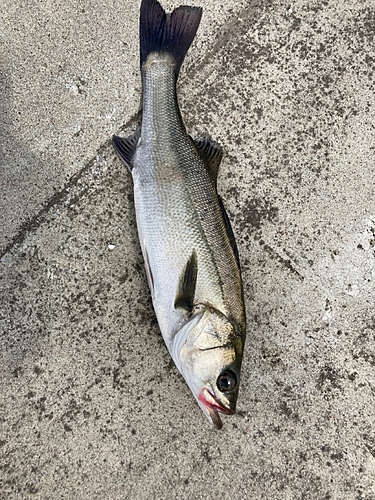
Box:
[113,0,246,429]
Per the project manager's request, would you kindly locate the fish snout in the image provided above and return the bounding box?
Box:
[198,387,234,429]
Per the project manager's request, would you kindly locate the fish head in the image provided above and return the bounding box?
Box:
[173,305,244,429]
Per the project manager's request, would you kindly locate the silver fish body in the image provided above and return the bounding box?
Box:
[113,0,246,428]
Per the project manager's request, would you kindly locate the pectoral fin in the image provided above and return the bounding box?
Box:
[143,243,155,300]
[174,251,198,311]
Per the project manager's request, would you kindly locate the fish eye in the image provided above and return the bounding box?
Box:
[217,370,237,393]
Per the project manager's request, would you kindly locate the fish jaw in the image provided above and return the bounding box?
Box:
[198,388,234,430]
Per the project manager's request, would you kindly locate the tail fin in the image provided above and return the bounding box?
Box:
[140,0,202,77]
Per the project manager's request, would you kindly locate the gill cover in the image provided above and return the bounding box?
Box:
[173,306,243,429]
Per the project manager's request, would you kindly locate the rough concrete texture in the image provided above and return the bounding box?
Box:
[1,0,375,498]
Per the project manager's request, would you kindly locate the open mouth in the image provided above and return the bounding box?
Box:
[198,388,233,429]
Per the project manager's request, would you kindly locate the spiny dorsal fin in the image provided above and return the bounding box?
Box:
[218,196,240,268]
[174,250,198,311]
[113,130,141,172]
[192,137,223,184]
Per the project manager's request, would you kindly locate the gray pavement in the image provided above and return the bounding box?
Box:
[1,0,375,498]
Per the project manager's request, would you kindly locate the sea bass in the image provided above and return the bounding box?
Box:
[113,0,246,429]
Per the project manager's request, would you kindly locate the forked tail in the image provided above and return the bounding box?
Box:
[140,0,202,78]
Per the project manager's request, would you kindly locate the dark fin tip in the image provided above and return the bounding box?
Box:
[140,0,202,75]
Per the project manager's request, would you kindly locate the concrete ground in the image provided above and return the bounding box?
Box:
[1,0,375,498]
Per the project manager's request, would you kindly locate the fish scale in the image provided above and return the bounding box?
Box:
[136,56,242,334]
[113,0,246,428]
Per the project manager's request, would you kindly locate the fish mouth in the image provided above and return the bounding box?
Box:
[198,388,234,430]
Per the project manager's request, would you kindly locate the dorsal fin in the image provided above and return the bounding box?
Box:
[218,196,240,268]
[113,130,141,172]
[192,137,223,184]
[174,251,198,311]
